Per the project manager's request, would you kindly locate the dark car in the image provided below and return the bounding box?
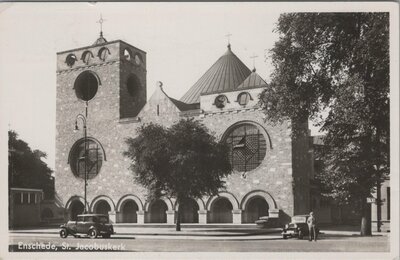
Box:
[60,214,115,239]
[281,215,319,239]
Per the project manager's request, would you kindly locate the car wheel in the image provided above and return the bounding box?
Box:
[298,231,303,239]
[60,228,68,238]
[88,229,98,239]
[283,235,288,239]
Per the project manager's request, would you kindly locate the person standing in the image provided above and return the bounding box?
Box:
[307,212,317,241]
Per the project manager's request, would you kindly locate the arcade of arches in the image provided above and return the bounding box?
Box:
[66,192,279,224]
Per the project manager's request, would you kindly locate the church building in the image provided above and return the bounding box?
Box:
[55,32,313,225]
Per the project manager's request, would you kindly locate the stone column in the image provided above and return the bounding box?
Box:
[166,210,175,224]
[232,209,242,224]
[115,211,123,223]
[137,210,145,224]
[108,211,117,224]
[198,210,208,224]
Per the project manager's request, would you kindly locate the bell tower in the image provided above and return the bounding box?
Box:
[55,31,147,212]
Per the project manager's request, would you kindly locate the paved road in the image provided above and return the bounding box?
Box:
[9,232,389,252]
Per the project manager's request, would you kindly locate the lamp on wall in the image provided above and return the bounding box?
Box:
[74,113,88,213]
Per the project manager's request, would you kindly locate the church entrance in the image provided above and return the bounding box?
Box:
[121,200,138,223]
[209,197,233,223]
[179,198,199,223]
[69,200,84,221]
[243,197,269,223]
[149,200,168,223]
[93,200,111,215]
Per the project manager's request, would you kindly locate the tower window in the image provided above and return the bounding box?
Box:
[224,123,267,172]
[127,74,141,97]
[81,51,94,65]
[123,49,132,61]
[69,138,104,179]
[98,47,110,61]
[65,54,77,67]
[74,71,99,101]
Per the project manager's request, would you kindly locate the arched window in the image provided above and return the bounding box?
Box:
[237,92,251,106]
[123,49,132,61]
[98,47,110,61]
[214,95,228,108]
[81,51,94,64]
[65,54,77,67]
[224,123,267,172]
[69,138,104,179]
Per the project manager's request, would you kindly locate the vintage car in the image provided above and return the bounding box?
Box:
[60,214,115,239]
[281,215,319,239]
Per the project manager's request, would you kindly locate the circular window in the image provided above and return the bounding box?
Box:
[69,139,103,179]
[224,123,267,172]
[65,54,77,67]
[238,92,251,106]
[127,74,141,97]
[215,95,228,108]
[74,71,99,101]
[98,47,110,61]
[82,51,94,64]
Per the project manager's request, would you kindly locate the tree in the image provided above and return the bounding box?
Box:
[8,130,54,199]
[260,13,389,235]
[124,118,232,231]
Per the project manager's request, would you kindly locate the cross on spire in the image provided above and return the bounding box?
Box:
[225,33,232,49]
[97,14,106,37]
[250,53,258,71]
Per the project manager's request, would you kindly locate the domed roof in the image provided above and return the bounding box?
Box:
[180,44,251,104]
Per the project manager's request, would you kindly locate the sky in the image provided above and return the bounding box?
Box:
[0,2,394,170]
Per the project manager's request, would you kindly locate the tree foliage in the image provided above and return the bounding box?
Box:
[260,13,389,234]
[8,130,54,199]
[124,118,232,230]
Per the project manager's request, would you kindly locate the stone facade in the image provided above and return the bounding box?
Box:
[55,38,312,225]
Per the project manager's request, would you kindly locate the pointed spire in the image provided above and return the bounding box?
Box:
[180,42,251,104]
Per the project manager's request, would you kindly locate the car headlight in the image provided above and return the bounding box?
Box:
[285,224,289,229]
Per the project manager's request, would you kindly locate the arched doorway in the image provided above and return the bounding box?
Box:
[122,200,139,223]
[243,197,269,223]
[179,198,199,223]
[94,200,111,215]
[149,200,168,223]
[69,200,84,221]
[209,197,233,223]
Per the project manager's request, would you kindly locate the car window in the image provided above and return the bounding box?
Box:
[292,216,307,223]
[98,216,109,223]
[77,216,84,222]
[85,216,94,222]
